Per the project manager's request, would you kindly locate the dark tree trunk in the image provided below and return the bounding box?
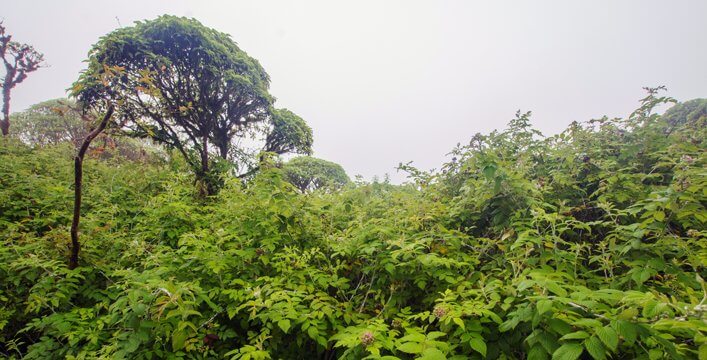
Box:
[218,142,228,159]
[198,132,214,195]
[1,70,13,136]
[69,106,114,270]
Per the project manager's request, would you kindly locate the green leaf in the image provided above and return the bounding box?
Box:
[171,330,187,351]
[653,211,665,221]
[613,320,637,345]
[617,307,638,320]
[469,338,487,357]
[572,318,602,329]
[482,164,497,180]
[398,342,424,354]
[427,331,447,340]
[632,267,653,285]
[583,336,606,360]
[307,326,318,339]
[453,317,465,330]
[552,343,583,360]
[277,319,291,333]
[399,333,426,343]
[545,281,567,297]
[595,326,618,352]
[559,331,590,341]
[537,299,553,315]
[528,345,549,360]
[698,344,707,360]
[419,348,446,360]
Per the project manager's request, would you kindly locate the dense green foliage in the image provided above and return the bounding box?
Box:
[282,156,351,193]
[9,98,163,161]
[10,99,86,147]
[72,16,311,192]
[0,93,705,359]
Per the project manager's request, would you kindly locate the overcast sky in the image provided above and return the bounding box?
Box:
[3,0,706,182]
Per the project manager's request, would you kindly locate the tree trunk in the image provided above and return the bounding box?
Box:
[218,141,228,159]
[1,71,13,136]
[198,133,213,195]
[69,106,114,270]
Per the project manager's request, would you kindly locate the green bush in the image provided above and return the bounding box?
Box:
[0,92,704,359]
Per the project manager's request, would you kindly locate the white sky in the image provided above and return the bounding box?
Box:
[3,0,706,182]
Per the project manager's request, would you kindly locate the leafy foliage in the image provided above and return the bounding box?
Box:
[1,91,705,359]
[282,155,351,192]
[9,98,163,162]
[72,15,309,193]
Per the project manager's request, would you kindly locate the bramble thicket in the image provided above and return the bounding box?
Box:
[0,16,706,360]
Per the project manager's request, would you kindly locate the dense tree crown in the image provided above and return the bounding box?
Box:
[10,99,86,147]
[282,156,350,192]
[72,15,311,193]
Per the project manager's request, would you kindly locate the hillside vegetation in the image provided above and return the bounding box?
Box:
[1,89,705,359]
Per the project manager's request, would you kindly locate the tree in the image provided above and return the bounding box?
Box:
[282,156,350,193]
[0,22,45,136]
[661,98,706,129]
[233,108,314,179]
[11,98,86,146]
[69,106,115,269]
[11,98,162,161]
[264,108,313,155]
[73,15,309,194]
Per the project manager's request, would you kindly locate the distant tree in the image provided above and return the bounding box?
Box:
[662,98,707,129]
[11,98,86,146]
[73,15,309,194]
[0,22,45,136]
[263,108,313,155]
[282,156,350,193]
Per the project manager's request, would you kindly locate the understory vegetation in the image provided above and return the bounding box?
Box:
[1,89,705,359]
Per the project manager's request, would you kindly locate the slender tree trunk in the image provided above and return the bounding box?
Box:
[1,72,13,136]
[69,106,114,270]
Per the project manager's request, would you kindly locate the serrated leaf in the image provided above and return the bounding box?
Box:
[277,319,290,333]
[398,342,424,354]
[552,343,583,360]
[537,299,553,315]
[617,307,638,320]
[528,345,549,360]
[469,338,487,357]
[171,330,187,351]
[595,326,618,352]
[399,333,426,343]
[419,347,446,360]
[583,336,606,360]
[559,331,590,341]
[427,331,447,340]
[613,320,636,345]
[572,318,603,329]
[453,317,465,330]
[545,281,567,297]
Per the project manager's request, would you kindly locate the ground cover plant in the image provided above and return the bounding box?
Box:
[0,84,705,359]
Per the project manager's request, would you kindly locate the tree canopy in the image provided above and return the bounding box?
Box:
[72,15,309,193]
[282,156,350,192]
[662,98,706,128]
[10,99,86,147]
